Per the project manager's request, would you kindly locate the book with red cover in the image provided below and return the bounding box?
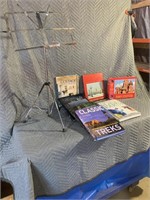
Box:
[107,76,136,99]
[82,73,105,102]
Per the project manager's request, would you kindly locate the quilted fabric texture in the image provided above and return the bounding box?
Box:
[0,0,150,199]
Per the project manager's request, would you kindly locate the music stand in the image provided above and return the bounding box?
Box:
[2,2,76,131]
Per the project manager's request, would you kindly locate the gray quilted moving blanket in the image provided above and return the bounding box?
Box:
[0,0,150,199]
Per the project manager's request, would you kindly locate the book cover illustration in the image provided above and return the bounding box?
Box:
[82,73,105,101]
[97,99,141,122]
[55,75,79,98]
[68,100,97,118]
[108,76,136,99]
[59,95,97,119]
[59,95,88,118]
[75,105,125,141]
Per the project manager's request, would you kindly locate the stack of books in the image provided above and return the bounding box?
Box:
[54,73,141,141]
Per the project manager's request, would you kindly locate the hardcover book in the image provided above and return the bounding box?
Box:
[97,99,141,122]
[55,75,79,98]
[75,105,125,141]
[59,94,97,119]
[107,76,136,99]
[82,73,105,102]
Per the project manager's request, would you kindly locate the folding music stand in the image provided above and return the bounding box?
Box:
[2,2,76,131]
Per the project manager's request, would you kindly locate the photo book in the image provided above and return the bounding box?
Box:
[97,99,141,122]
[55,75,79,98]
[107,76,136,99]
[59,94,97,119]
[75,105,125,141]
[82,73,105,102]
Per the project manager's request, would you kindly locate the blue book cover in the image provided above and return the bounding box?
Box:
[75,105,125,141]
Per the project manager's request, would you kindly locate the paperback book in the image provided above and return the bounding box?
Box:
[107,76,136,99]
[82,73,105,102]
[75,105,125,141]
[97,99,141,122]
[55,75,79,98]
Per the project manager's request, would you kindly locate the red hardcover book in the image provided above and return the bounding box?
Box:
[108,76,136,99]
[82,73,105,102]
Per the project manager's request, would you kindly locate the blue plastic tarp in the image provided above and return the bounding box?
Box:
[36,149,150,200]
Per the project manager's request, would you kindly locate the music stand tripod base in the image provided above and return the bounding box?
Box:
[21,82,66,132]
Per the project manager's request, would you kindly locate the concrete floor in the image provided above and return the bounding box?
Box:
[1,177,150,200]
[109,177,150,200]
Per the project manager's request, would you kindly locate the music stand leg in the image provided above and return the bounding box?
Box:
[21,82,46,122]
[47,83,66,132]
[21,82,66,132]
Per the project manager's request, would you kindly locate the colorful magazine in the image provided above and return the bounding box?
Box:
[107,76,136,99]
[82,73,105,101]
[97,99,141,122]
[75,105,125,141]
[55,75,79,98]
